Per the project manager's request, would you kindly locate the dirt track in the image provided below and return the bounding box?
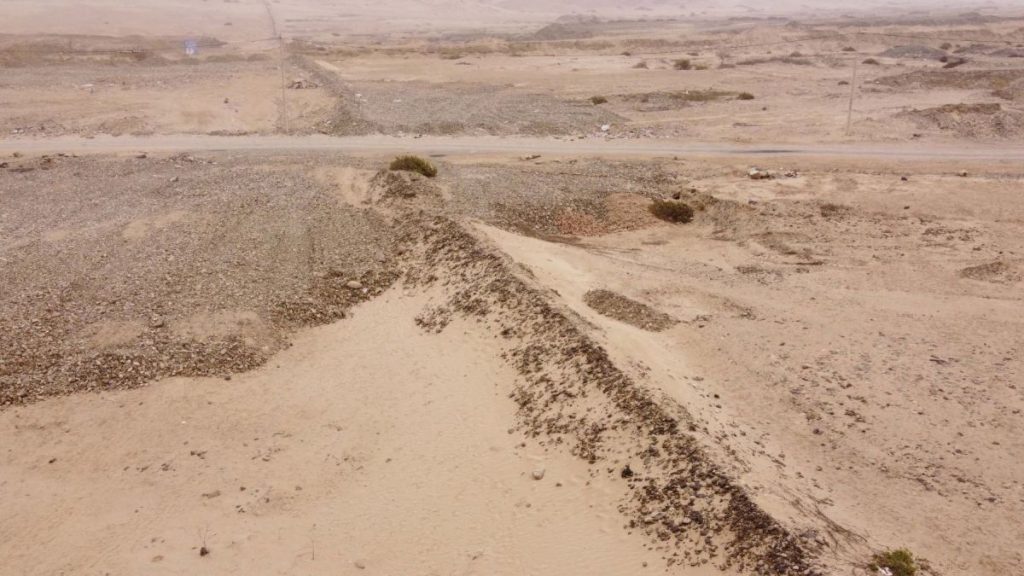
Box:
[3,134,1024,161]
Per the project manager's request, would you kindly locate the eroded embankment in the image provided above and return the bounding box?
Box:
[393,212,819,575]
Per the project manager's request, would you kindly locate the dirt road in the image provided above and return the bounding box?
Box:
[2,134,1023,161]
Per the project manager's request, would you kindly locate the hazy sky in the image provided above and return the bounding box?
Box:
[0,0,1020,39]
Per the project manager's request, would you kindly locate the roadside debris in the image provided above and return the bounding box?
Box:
[288,78,319,89]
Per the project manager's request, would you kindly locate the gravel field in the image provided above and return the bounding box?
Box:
[0,152,397,405]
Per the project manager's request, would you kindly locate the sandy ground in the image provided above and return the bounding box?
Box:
[465,156,1024,576]
[1,289,699,575]
[3,10,1023,141]
[3,2,1024,576]
[4,150,1023,575]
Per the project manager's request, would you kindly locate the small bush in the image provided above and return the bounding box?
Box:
[737,92,755,100]
[940,42,952,50]
[633,61,649,69]
[621,51,632,57]
[863,58,880,65]
[842,46,856,52]
[649,200,694,223]
[737,56,812,66]
[870,549,918,576]
[819,202,851,218]
[673,58,692,70]
[389,155,437,178]
[590,95,608,105]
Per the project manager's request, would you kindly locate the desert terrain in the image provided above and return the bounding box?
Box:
[1,2,1023,576]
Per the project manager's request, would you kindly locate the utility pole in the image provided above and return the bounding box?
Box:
[279,36,289,134]
[263,0,288,134]
[845,57,858,137]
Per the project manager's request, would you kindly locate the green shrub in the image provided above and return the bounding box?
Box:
[673,58,692,70]
[870,549,918,576]
[389,155,437,178]
[737,92,755,100]
[590,95,608,105]
[649,200,694,223]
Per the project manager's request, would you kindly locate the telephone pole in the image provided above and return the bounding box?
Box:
[845,57,858,137]
[278,37,289,134]
[263,0,288,134]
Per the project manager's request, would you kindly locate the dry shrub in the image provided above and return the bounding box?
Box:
[869,549,919,576]
[389,155,437,178]
[649,200,694,223]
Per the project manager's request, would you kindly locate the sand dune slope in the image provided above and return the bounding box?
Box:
[0,289,685,576]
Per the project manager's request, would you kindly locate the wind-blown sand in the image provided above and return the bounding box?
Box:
[0,289,689,575]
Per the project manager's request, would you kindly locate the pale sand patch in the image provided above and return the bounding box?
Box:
[0,289,717,576]
[122,209,189,241]
[312,165,375,206]
[171,310,279,350]
[83,319,147,350]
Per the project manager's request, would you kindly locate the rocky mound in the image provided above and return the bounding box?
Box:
[874,68,1024,91]
[344,80,623,137]
[897,102,1024,139]
[583,289,678,331]
[960,260,1022,284]
[879,44,948,60]
[448,162,676,238]
[397,214,821,575]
